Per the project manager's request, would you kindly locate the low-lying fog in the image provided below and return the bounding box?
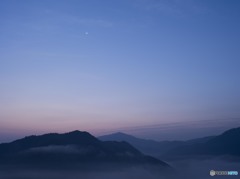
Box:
[0,167,171,179]
[0,157,239,179]
[168,157,240,179]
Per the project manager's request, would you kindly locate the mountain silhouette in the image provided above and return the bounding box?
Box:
[99,128,240,159]
[99,132,214,157]
[164,127,240,157]
[0,130,170,171]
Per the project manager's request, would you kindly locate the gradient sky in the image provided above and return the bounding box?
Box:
[1,0,240,142]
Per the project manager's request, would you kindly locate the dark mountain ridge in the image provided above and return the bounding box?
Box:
[0,130,170,171]
[0,131,100,154]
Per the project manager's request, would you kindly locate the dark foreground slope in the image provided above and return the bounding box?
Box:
[0,131,172,179]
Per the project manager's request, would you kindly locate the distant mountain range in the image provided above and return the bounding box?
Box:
[1,126,239,177]
[0,130,170,172]
[99,132,215,156]
[99,127,240,158]
[165,127,240,157]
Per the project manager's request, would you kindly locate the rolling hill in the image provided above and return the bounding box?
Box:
[0,130,170,171]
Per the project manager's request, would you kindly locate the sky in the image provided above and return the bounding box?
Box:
[0,0,240,142]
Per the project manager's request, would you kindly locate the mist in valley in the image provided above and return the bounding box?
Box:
[0,157,239,179]
[0,166,172,179]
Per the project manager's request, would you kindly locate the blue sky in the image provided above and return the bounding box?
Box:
[0,0,240,142]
